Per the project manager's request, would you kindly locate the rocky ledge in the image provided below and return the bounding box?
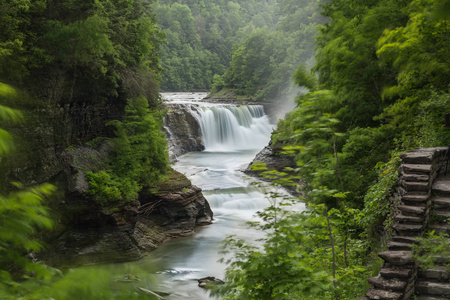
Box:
[245,143,301,196]
[42,144,213,266]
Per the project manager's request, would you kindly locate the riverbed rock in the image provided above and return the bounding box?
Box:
[245,144,300,195]
[198,276,225,288]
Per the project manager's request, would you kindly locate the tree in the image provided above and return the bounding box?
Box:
[86,95,168,207]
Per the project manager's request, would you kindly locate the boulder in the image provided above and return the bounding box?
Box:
[198,276,225,288]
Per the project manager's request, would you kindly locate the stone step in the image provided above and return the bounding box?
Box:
[418,266,450,281]
[400,147,447,164]
[366,288,402,300]
[433,256,450,264]
[400,151,435,164]
[387,241,413,251]
[398,205,426,216]
[431,224,450,235]
[391,236,418,244]
[432,178,450,196]
[401,164,432,175]
[416,296,450,300]
[394,223,424,235]
[416,280,450,296]
[379,268,412,280]
[435,210,450,218]
[402,174,430,182]
[395,213,424,224]
[433,197,450,209]
[402,181,430,192]
[402,194,429,205]
[368,276,407,292]
[378,251,414,266]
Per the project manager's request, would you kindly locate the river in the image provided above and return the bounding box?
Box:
[98,92,281,299]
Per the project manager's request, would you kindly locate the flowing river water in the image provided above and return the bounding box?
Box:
[98,92,283,299]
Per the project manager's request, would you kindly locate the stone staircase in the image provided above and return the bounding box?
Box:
[415,175,450,300]
[363,147,449,300]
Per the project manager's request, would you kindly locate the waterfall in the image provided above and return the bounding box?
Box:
[193,105,273,151]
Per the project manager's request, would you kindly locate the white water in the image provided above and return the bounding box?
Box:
[195,105,272,151]
[102,93,283,299]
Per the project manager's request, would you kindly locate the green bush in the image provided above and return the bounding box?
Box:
[86,96,168,208]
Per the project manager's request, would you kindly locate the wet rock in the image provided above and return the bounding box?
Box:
[198,276,225,288]
[164,103,204,162]
[245,144,300,196]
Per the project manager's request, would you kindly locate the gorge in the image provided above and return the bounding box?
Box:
[89,92,286,299]
[1,0,449,298]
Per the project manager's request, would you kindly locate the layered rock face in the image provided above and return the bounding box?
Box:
[2,67,213,266]
[164,103,204,161]
[45,164,212,266]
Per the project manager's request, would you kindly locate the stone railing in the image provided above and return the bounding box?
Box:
[362,147,448,300]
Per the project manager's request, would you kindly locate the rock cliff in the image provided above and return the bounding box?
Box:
[44,165,212,266]
[164,103,204,161]
[2,67,213,266]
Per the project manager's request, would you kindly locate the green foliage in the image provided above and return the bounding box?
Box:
[0,183,57,299]
[273,0,449,209]
[360,153,401,241]
[214,169,331,299]
[212,0,449,298]
[292,65,317,92]
[85,171,124,204]
[0,0,163,100]
[0,83,23,155]
[86,95,168,207]
[215,0,320,100]
[315,0,409,128]
[44,15,117,71]
[215,166,374,299]
[156,0,279,91]
[0,83,161,300]
[0,83,57,299]
[156,0,320,97]
[33,267,155,300]
[412,231,450,270]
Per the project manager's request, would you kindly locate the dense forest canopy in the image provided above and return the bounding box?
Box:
[155,0,279,91]
[155,0,323,101]
[0,0,164,104]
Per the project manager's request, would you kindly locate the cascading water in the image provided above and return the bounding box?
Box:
[99,93,296,300]
[193,105,272,151]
